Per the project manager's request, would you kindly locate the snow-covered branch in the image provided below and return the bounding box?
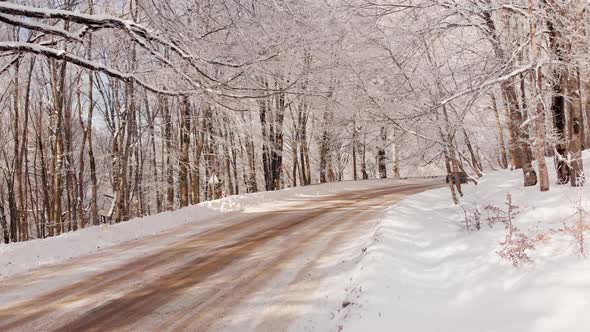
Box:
[0,42,187,96]
[0,13,87,43]
[436,61,544,109]
[0,2,275,70]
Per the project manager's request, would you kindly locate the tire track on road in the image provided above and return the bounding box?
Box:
[0,183,439,332]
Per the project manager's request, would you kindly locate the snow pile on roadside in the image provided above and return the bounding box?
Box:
[0,178,412,278]
[0,207,222,279]
[337,153,590,332]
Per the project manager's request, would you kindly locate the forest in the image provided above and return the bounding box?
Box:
[0,0,588,243]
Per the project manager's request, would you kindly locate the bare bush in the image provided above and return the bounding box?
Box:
[483,194,548,267]
[484,194,520,229]
[561,188,589,257]
[460,203,482,231]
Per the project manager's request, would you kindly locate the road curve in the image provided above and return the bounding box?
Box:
[0,181,440,332]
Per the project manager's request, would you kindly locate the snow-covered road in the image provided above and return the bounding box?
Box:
[0,181,440,332]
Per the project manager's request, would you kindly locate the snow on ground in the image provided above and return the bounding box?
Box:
[333,152,590,332]
[0,178,413,279]
[4,150,588,332]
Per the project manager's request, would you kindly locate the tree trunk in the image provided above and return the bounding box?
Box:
[229,128,239,195]
[502,80,537,186]
[76,82,88,228]
[259,95,272,190]
[392,142,401,179]
[190,103,203,205]
[179,96,191,207]
[491,93,509,169]
[442,106,463,198]
[544,16,572,185]
[319,110,332,184]
[565,70,585,187]
[529,4,550,192]
[19,59,34,238]
[51,57,68,235]
[483,9,536,186]
[361,132,368,180]
[12,60,24,241]
[533,81,550,192]
[86,0,99,226]
[133,106,145,216]
[272,89,286,190]
[222,122,235,196]
[291,126,299,187]
[0,190,9,243]
[352,119,358,181]
[584,80,590,149]
[443,151,459,205]
[463,129,483,178]
[501,91,518,169]
[378,127,387,179]
[259,79,286,191]
[145,94,161,213]
[6,176,18,242]
[299,108,311,185]
[36,115,50,237]
[164,99,175,210]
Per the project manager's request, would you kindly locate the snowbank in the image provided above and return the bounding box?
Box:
[336,153,590,332]
[0,178,412,278]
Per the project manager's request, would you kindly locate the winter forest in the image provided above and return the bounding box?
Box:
[0,0,588,244]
